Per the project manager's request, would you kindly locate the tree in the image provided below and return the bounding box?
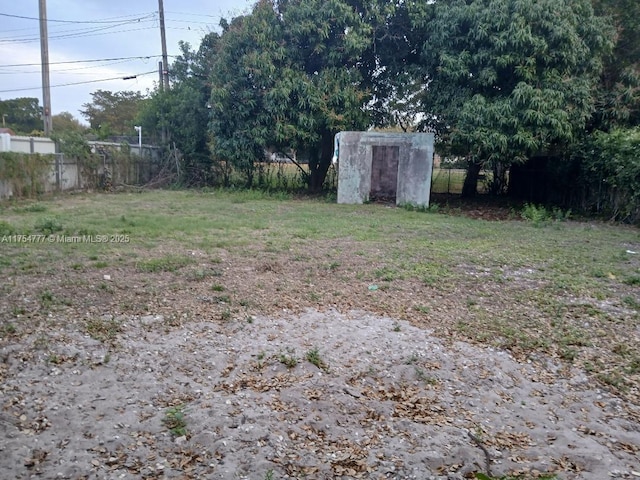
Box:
[410,0,612,196]
[208,0,371,191]
[52,112,86,134]
[137,38,218,185]
[591,0,640,129]
[80,90,147,137]
[0,97,42,134]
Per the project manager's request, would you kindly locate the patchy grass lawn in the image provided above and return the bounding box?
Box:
[1,189,639,399]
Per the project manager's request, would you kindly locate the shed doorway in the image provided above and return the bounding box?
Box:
[370,145,399,201]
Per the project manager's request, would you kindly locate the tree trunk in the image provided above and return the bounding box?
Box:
[462,159,483,197]
[308,131,334,192]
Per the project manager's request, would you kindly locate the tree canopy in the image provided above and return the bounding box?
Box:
[80,90,147,138]
[0,97,43,134]
[130,0,636,212]
[52,112,86,134]
[208,0,372,190]
[409,0,612,194]
[591,0,640,129]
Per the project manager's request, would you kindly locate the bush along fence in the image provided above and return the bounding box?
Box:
[0,142,166,200]
[0,152,53,199]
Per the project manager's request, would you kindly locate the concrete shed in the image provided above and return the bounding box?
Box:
[335,131,434,207]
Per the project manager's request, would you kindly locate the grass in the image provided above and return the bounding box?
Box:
[306,347,329,372]
[137,255,194,273]
[1,189,639,396]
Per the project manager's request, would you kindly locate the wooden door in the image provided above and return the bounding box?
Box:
[370,145,399,200]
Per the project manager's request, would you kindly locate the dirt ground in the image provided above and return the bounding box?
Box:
[1,304,640,479]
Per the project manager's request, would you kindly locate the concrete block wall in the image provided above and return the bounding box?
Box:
[336,131,434,207]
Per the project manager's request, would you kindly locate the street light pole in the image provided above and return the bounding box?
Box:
[134,126,142,155]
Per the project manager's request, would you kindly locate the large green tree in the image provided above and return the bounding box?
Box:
[0,97,42,134]
[80,90,147,137]
[410,0,612,195]
[591,0,640,129]
[208,0,371,191]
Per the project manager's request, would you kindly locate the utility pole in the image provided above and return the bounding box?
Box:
[39,0,52,135]
[158,0,170,91]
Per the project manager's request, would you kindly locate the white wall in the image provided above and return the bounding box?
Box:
[7,136,56,154]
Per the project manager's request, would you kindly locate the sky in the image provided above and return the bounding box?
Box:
[0,0,255,126]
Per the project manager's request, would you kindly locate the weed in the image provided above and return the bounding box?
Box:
[414,367,438,385]
[34,217,63,234]
[18,203,47,213]
[1,323,17,336]
[220,309,232,321]
[0,220,16,235]
[306,347,329,372]
[622,296,640,310]
[86,318,122,343]
[623,275,640,286]
[405,353,419,365]
[33,335,49,350]
[625,356,640,375]
[393,323,401,332]
[98,282,114,293]
[264,469,275,480]
[163,405,187,437]
[279,352,298,369]
[597,372,626,391]
[400,202,439,213]
[520,203,550,226]
[551,207,571,222]
[40,290,55,308]
[94,261,108,268]
[414,305,430,314]
[374,266,399,282]
[188,268,215,281]
[211,284,225,292]
[47,354,62,365]
[559,347,578,362]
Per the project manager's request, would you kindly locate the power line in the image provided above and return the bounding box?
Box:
[0,11,154,24]
[0,18,156,42]
[0,23,158,44]
[0,55,166,68]
[0,70,157,94]
[0,58,151,74]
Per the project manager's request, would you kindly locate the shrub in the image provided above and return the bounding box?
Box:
[576,128,640,223]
